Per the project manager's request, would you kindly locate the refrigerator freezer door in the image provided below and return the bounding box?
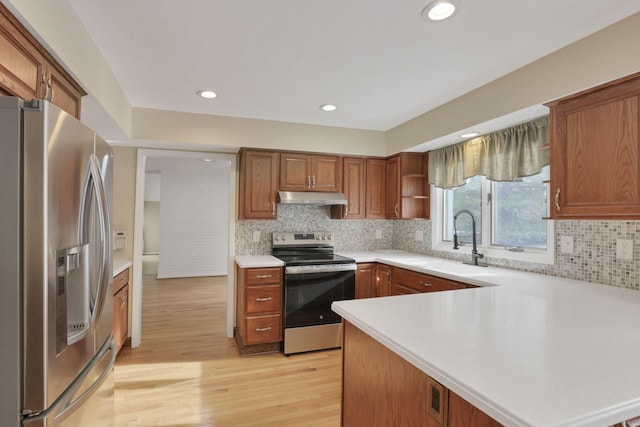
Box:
[0,98,25,427]
[21,99,114,420]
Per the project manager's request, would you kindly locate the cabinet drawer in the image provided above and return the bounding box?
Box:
[114,268,129,294]
[246,285,282,314]
[393,268,466,294]
[246,267,282,285]
[245,315,282,344]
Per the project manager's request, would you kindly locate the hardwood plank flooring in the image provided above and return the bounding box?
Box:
[114,275,341,426]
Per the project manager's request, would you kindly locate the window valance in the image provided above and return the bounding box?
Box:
[428,116,549,189]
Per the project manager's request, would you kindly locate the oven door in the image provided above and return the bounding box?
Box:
[284,264,356,329]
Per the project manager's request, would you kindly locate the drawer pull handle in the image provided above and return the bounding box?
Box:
[555,188,561,212]
[255,327,272,332]
[256,297,272,302]
[256,274,273,279]
[419,281,433,287]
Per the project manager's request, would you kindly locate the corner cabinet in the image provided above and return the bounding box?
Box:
[547,72,640,219]
[280,153,341,192]
[113,268,130,355]
[238,150,279,219]
[0,3,85,118]
[386,153,430,219]
[235,265,283,355]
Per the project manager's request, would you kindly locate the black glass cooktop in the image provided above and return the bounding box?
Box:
[273,253,355,266]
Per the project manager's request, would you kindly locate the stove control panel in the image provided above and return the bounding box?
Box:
[272,232,333,246]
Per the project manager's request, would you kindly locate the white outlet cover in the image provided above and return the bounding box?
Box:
[616,239,634,260]
[415,230,424,241]
[560,235,574,254]
[375,229,382,239]
[252,231,261,242]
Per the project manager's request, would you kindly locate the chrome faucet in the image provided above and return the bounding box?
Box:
[453,210,487,267]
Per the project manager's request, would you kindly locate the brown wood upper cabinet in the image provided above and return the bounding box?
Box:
[386,153,430,219]
[547,72,640,219]
[238,150,279,219]
[280,153,341,192]
[331,157,365,219]
[0,3,85,118]
[366,158,386,218]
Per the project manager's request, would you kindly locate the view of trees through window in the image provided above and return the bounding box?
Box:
[443,166,548,249]
[444,176,482,245]
[493,167,548,248]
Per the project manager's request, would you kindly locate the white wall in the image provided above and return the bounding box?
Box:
[146,157,230,278]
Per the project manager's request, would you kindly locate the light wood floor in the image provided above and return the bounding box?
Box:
[114,275,342,426]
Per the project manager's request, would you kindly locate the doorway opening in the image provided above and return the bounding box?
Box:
[131,149,237,347]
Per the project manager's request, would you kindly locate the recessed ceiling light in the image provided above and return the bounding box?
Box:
[461,132,480,138]
[201,158,214,162]
[422,0,458,21]
[320,104,337,112]
[197,90,217,99]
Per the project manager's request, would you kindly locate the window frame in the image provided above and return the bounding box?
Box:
[431,174,555,265]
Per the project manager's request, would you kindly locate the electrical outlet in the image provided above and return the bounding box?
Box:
[560,236,574,254]
[375,229,382,239]
[252,231,261,242]
[415,230,423,241]
[616,239,634,260]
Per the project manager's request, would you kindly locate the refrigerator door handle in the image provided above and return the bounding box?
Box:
[87,153,112,330]
[22,337,115,424]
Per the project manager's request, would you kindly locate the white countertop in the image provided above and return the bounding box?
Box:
[113,258,132,276]
[235,255,284,269]
[332,252,640,427]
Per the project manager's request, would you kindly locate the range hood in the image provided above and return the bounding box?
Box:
[278,191,348,205]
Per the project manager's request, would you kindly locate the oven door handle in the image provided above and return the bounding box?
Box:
[285,264,357,274]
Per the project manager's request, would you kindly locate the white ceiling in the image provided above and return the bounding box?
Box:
[68,0,640,136]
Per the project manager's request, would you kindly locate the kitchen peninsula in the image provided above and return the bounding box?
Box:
[332,253,640,427]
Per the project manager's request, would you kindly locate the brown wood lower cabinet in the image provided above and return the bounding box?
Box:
[390,265,472,295]
[342,321,502,427]
[355,263,376,298]
[235,265,283,355]
[113,268,130,354]
[375,263,392,297]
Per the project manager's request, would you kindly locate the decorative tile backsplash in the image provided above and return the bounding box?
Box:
[236,206,640,290]
[235,205,394,255]
[392,219,640,290]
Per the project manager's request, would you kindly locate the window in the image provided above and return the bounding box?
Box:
[433,166,554,264]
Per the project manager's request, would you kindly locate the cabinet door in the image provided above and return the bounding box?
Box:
[356,263,376,298]
[376,264,392,297]
[332,157,365,218]
[280,153,311,191]
[311,155,341,192]
[45,63,83,119]
[0,6,46,101]
[239,151,279,219]
[113,284,128,353]
[549,73,640,219]
[366,158,386,218]
[386,156,401,218]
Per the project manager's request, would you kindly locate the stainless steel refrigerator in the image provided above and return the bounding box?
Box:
[0,97,115,426]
